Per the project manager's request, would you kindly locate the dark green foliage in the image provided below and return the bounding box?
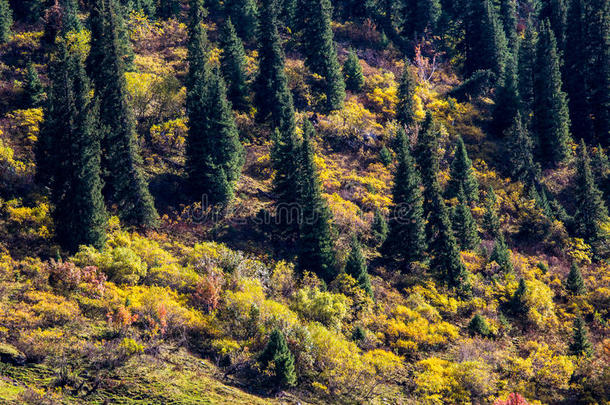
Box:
[379,146,392,166]
[224,0,258,41]
[499,0,518,50]
[588,0,610,145]
[415,112,441,212]
[592,145,609,193]
[509,278,528,319]
[300,0,345,111]
[396,63,417,127]
[540,0,568,50]
[565,262,586,295]
[343,49,364,92]
[0,0,12,43]
[482,186,500,239]
[446,136,479,203]
[296,121,337,283]
[534,20,571,167]
[507,112,540,186]
[569,317,593,357]
[468,314,491,337]
[383,128,426,266]
[402,0,442,39]
[462,0,508,78]
[351,325,366,341]
[8,0,43,23]
[158,0,181,18]
[121,0,156,16]
[37,41,107,253]
[371,208,389,246]
[259,329,297,387]
[186,3,244,206]
[490,233,513,272]
[573,140,609,256]
[23,62,44,108]
[62,0,82,32]
[493,50,520,137]
[518,19,536,125]
[88,0,158,227]
[448,69,496,101]
[452,187,480,250]
[219,18,250,112]
[344,236,373,297]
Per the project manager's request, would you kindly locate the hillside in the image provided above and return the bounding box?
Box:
[0,0,609,404]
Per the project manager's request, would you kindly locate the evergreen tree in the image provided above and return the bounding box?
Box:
[462,0,508,78]
[219,18,250,112]
[371,208,389,246]
[534,20,571,167]
[37,41,106,253]
[396,62,417,127]
[565,262,586,295]
[158,0,181,18]
[345,236,373,297]
[224,0,258,41]
[540,0,568,50]
[87,0,158,227]
[186,3,244,206]
[493,49,520,137]
[62,0,81,32]
[518,19,537,126]
[23,62,44,108]
[509,278,528,319]
[490,232,513,272]
[569,317,593,357]
[468,314,491,337]
[573,140,609,256]
[507,112,540,185]
[591,145,609,195]
[408,0,442,38]
[588,0,610,145]
[121,0,156,16]
[296,121,337,283]
[0,0,12,44]
[446,136,479,203]
[482,186,501,238]
[259,329,297,387]
[499,0,518,51]
[300,0,345,111]
[382,127,426,266]
[343,48,364,92]
[452,186,480,250]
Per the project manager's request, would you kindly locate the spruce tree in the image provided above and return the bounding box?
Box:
[490,232,513,272]
[23,62,44,108]
[300,0,346,111]
[37,41,107,253]
[534,20,571,167]
[592,145,609,196]
[158,0,181,18]
[371,208,389,246]
[468,314,491,337]
[482,186,501,238]
[507,112,540,186]
[569,317,593,357]
[588,0,610,145]
[219,18,250,112]
[88,0,158,227]
[540,0,568,51]
[518,19,537,126]
[396,62,417,128]
[343,48,365,92]
[509,278,528,319]
[382,127,426,266]
[573,140,609,256]
[224,0,258,42]
[259,329,297,387]
[0,0,12,44]
[565,262,586,295]
[345,236,373,297]
[296,121,337,283]
[452,186,480,250]
[493,49,520,137]
[415,112,441,216]
[446,136,479,203]
[62,0,81,32]
[499,0,518,51]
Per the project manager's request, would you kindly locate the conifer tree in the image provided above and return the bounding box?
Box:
[259,329,297,387]
[499,0,518,51]
[518,19,536,126]
[482,186,501,238]
[343,48,364,92]
[296,121,337,283]
[300,0,345,111]
[534,20,571,167]
[415,112,441,211]
[371,208,389,246]
[493,49,520,137]
[507,112,540,186]
[446,136,479,203]
[569,317,593,357]
[396,62,417,128]
[158,0,181,18]
[224,0,258,41]
[62,0,81,32]
[540,0,568,50]
[468,314,491,337]
[588,0,610,145]
[573,140,609,256]
[509,278,528,319]
[592,145,609,195]
[23,62,44,108]
[0,0,12,44]
[383,127,426,266]
[490,232,513,272]
[565,262,586,295]
[452,186,480,250]
[37,41,106,253]
[219,18,250,112]
[408,0,441,38]
[88,0,158,227]
[345,236,373,297]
